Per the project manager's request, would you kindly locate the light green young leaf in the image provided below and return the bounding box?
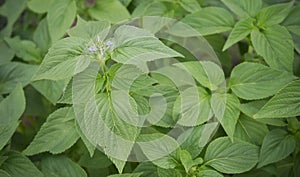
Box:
[223,18,255,51]
[175,61,225,91]
[221,0,262,18]
[211,93,240,140]
[40,156,87,177]
[33,18,52,53]
[256,1,293,27]
[4,37,41,63]
[234,115,268,146]
[0,84,25,150]
[33,37,88,81]
[251,25,294,72]
[88,0,130,23]
[27,0,54,14]
[23,107,79,155]
[47,0,76,41]
[230,62,296,100]
[31,80,66,104]
[0,151,43,177]
[111,25,182,63]
[0,62,38,94]
[254,80,300,118]
[257,129,296,168]
[68,17,110,40]
[181,7,234,36]
[180,150,203,173]
[204,137,259,174]
[178,0,201,13]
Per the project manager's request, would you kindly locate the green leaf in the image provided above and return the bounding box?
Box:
[27,0,54,13]
[132,1,172,18]
[108,173,142,177]
[111,25,182,63]
[68,17,111,40]
[282,5,300,35]
[178,0,201,13]
[234,115,268,146]
[31,80,66,104]
[177,123,218,158]
[0,40,14,65]
[0,170,10,177]
[88,0,130,23]
[221,0,262,18]
[181,7,234,36]
[256,1,293,27]
[33,18,52,53]
[33,37,88,81]
[0,122,18,150]
[195,169,223,177]
[251,25,294,72]
[0,151,43,177]
[257,129,296,168]
[180,150,203,173]
[78,149,112,169]
[0,62,38,94]
[157,168,182,177]
[204,137,259,174]
[211,93,240,140]
[40,156,87,177]
[230,62,296,100]
[173,87,212,126]
[133,162,159,177]
[223,18,255,51]
[175,61,225,91]
[47,0,76,41]
[254,80,300,118]
[23,107,79,155]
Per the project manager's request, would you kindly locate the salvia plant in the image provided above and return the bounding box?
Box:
[0,0,300,177]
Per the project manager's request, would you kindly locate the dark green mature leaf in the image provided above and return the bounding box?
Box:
[0,151,43,177]
[176,61,225,91]
[0,62,38,94]
[133,162,181,177]
[4,37,42,63]
[254,80,300,118]
[230,62,296,100]
[251,25,294,72]
[108,173,142,177]
[204,137,259,174]
[78,150,112,169]
[257,129,296,168]
[33,37,88,81]
[111,25,182,63]
[181,7,234,36]
[0,170,10,177]
[234,115,268,146]
[47,0,76,41]
[223,18,255,51]
[88,0,130,23]
[0,84,25,150]
[256,1,293,27]
[40,156,87,177]
[221,0,262,18]
[282,5,300,36]
[23,107,79,155]
[211,93,240,140]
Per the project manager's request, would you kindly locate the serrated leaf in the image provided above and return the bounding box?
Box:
[0,62,38,94]
[40,156,87,177]
[111,25,182,64]
[0,170,10,177]
[47,0,76,41]
[0,151,43,177]
[204,137,259,174]
[254,80,300,118]
[211,93,240,140]
[257,129,296,168]
[68,17,111,40]
[223,18,255,51]
[88,0,130,23]
[181,7,234,36]
[23,107,79,155]
[33,37,89,81]
[256,1,293,27]
[221,0,262,18]
[230,62,296,100]
[175,61,225,91]
[234,115,268,146]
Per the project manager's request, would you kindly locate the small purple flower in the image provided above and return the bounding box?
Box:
[88,46,97,53]
[106,41,113,47]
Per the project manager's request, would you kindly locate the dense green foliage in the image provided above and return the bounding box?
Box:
[0,0,300,176]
